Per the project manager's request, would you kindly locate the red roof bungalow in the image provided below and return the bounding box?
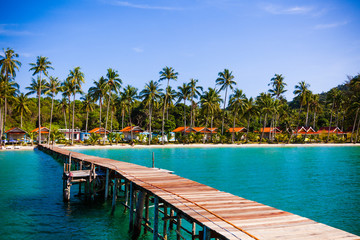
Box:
[172,127,218,134]
[89,127,110,134]
[119,126,144,141]
[31,127,50,142]
[317,127,344,134]
[294,126,317,134]
[5,127,27,141]
[258,127,281,133]
[227,127,246,133]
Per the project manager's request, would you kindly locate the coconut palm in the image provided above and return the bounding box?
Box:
[229,89,246,143]
[58,97,69,130]
[116,92,128,130]
[200,88,222,142]
[159,66,178,144]
[13,92,31,128]
[0,48,21,141]
[103,68,122,143]
[0,76,19,136]
[242,97,257,143]
[29,56,53,144]
[81,94,94,133]
[257,93,275,143]
[293,81,310,139]
[161,86,177,120]
[216,69,236,134]
[139,80,162,144]
[45,76,61,143]
[89,77,107,134]
[177,83,191,135]
[310,94,320,129]
[123,85,138,140]
[326,88,340,142]
[66,67,85,145]
[269,74,286,99]
[26,76,48,141]
[188,79,203,130]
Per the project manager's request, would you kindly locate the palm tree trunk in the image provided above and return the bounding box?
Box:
[351,108,359,143]
[327,100,335,143]
[104,97,110,144]
[48,95,54,145]
[0,104,3,145]
[210,114,214,142]
[72,94,75,145]
[232,112,236,143]
[20,111,23,129]
[203,115,208,144]
[355,116,360,143]
[121,111,124,130]
[129,108,133,141]
[305,103,310,127]
[161,82,169,145]
[63,108,67,130]
[4,97,7,136]
[260,113,267,144]
[99,98,102,144]
[190,96,193,132]
[110,109,113,132]
[68,96,71,142]
[313,111,316,129]
[38,83,41,144]
[149,103,152,145]
[221,87,228,135]
[183,99,186,137]
[85,110,89,133]
[246,115,250,143]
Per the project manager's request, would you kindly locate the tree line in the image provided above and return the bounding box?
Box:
[1,47,360,144]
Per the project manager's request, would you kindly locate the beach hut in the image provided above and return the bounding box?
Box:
[89,127,110,135]
[294,126,317,134]
[59,128,81,141]
[5,127,27,143]
[317,127,344,135]
[258,127,281,140]
[31,127,50,142]
[172,126,217,141]
[119,126,144,141]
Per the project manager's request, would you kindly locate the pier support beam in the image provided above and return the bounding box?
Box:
[105,169,109,201]
[111,178,117,214]
[133,191,146,239]
[129,182,134,232]
[153,196,159,240]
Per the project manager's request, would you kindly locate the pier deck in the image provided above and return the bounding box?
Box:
[39,145,359,240]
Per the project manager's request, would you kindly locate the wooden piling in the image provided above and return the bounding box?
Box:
[176,213,181,240]
[129,182,134,232]
[203,226,210,240]
[163,204,168,239]
[111,178,117,215]
[133,191,146,238]
[144,194,150,234]
[105,169,109,201]
[153,196,159,240]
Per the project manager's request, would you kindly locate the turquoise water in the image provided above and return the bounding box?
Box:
[0,146,359,239]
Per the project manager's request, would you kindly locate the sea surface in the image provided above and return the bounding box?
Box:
[0,146,359,239]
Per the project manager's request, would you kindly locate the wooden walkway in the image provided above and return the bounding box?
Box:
[39,145,359,240]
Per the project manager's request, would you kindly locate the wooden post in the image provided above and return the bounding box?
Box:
[133,191,146,238]
[105,169,109,200]
[91,163,95,200]
[68,153,72,172]
[203,226,210,240]
[152,152,155,168]
[153,196,159,240]
[163,204,168,239]
[124,182,129,213]
[169,209,174,229]
[111,178,117,214]
[176,213,181,240]
[144,194,150,234]
[78,160,83,195]
[129,182,134,232]
[192,222,196,240]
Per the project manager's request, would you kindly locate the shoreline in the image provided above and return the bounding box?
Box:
[1,143,359,152]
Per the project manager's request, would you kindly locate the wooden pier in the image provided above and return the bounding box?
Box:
[39,144,360,240]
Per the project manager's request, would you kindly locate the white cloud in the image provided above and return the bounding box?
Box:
[314,21,348,29]
[261,4,313,15]
[0,24,32,36]
[133,47,143,53]
[106,1,182,10]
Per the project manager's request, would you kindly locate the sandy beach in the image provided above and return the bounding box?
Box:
[1,143,359,152]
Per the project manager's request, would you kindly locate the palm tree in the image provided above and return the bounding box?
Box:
[243,97,257,143]
[257,93,275,143]
[0,48,21,142]
[89,77,107,135]
[104,68,122,143]
[293,81,310,138]
[116,92,128,130]
[188,79,203,130]
[200,88,222,142]
[81,94,94,133]
[123,85,138,140]
[269,74,286,99]
[29,56,53,144]
[310,94,320,129]
[177,83,191,135]
[229,89,246,143]
[45,76,61,143]
[13,92,31,128]
[161,86,177,120]
[140,80,162,144]
[326,88,340,142]
[58,97,69,130]
[216,69,236,134]
[66,67,85,145]
[159,66,178,144]
[0,76,19,136]
[304,90,313,127]
[26,76,48,142]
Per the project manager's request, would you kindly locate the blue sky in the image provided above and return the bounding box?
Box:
[1,0,360,100]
